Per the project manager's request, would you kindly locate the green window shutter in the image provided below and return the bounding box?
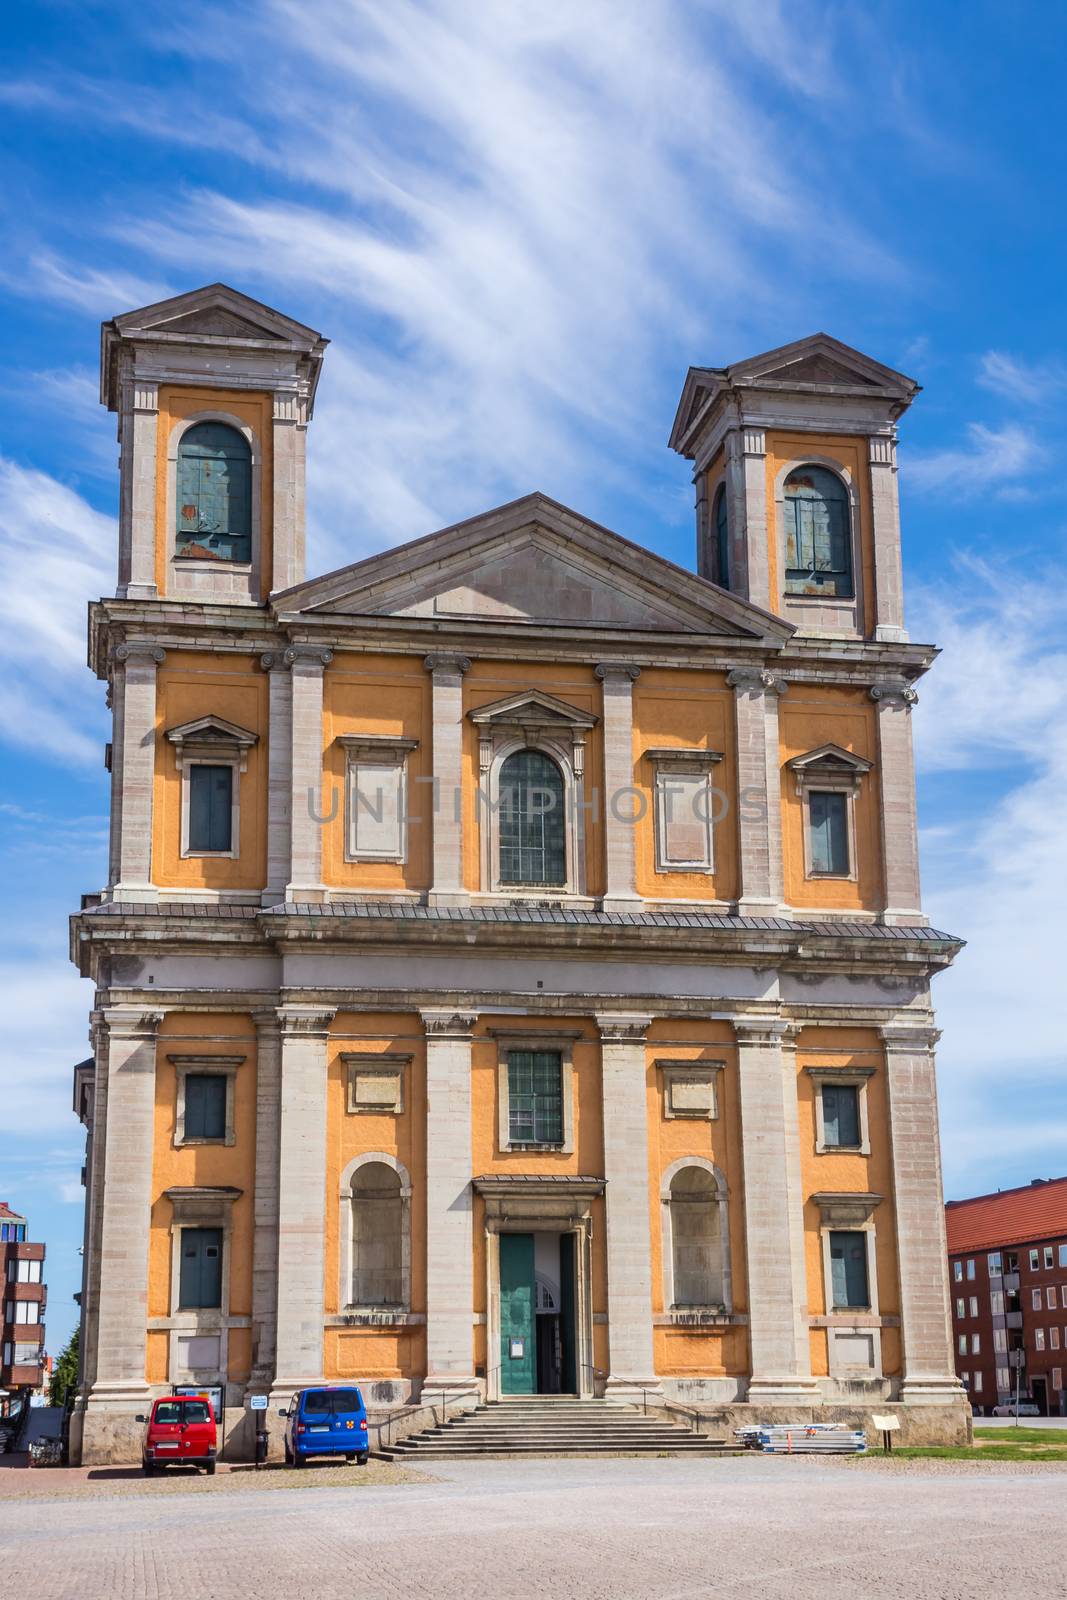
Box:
[809,791,848,874]
[829,1230,870,1310]
[498,750,566,886]
[176,422,252,563]
[184,1074,227,1140]
[178,1227,223,1309]
[188,765,233,852]
[507,1050,564,1144]
[822,1084,860,1147]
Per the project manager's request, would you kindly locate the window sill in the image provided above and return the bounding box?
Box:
[654,1309,745,1327]
[174,1136,234,1150]
[328,1310,425,1327]
[815,1143,870,1157]
[505,1142,566,1153]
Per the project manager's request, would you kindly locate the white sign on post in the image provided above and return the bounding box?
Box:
[249,1393,268,1411]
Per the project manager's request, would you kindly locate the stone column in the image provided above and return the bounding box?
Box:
[422,1009,478,1401]
[882,1023,963,1402]
[271,389,308,592]
[869,433,909,643]
[870,679,924,925]
[724,425,771,610]
[595,663,642,912]
[734,1017,817,1402]
[118,377,159,600]
[423,654,470,909]
[260,653,293,907]
[110,642,163,902]
[271,1006,335,1395]
[84,1006,163,1438]
[285,646,332,903]
[250,1008,282,1387]
[597,1014,660,1400]
[727,667,786,916]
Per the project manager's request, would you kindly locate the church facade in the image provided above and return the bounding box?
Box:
[70,284,968,1463]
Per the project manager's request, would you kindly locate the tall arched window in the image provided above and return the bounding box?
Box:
[176,422,252,563]
[713,484,730,590]
[668,1165,724,1307]
[783,466,852,598]
[498,749,566,887]
[350,1161,403,1306]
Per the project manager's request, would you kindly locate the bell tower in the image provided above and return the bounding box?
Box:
[669,334,919,643]
[100,283,327,604]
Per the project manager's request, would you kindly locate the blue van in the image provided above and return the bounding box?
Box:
[280,1386,369,1467]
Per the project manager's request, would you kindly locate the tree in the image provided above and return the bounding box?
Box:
[49,1327,79,1409]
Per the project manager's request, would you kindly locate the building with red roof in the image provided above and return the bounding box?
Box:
[945,1178,1067,1414]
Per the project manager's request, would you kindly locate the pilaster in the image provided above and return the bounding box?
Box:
[117,377,159,600]
[882,1023,963,1402]
[422,1009,479,1397]
[423,654,471,909]
[250,1008,282,1386]
[285,646,332,903]
[597,1014,660,1399]
[271,389,308,591]
[734,1016,818,1402]
[109,642,164,902]
[260,653,293,906]
[271,1005,335,1394]
[595,663,641,911]
[870,679,925,924]
[723,425,771,609]
[868,433,909,643]
[727,667,786,915]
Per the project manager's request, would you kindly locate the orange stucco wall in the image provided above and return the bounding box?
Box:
[154,386,274,599]
[764,431,876,635]
[779,685,883,912]
[153,652,268,891]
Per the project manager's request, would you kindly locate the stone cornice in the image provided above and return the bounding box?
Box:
[276,1004,336,1037]
[596,1013,653,1043]
[420,1008,478,1037]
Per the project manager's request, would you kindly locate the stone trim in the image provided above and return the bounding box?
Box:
[164,408,264,605]
[167,716,258,862]
[424,655,470,906]
[659,1156,732,1314]
[595,665,641,909]
[337,734,418,865]
[163,1184,242,1397]
[644,747,723,875]
[168,1053,245,1147]
[812,1199,884,1380]
[341,1052,410,1115]
[771,454,865,637]
[490,1030,578,1154]
[656,1059,724,1120]
[338,1151,412,1315]
[472,703,590,897]
[804,1065,875,1155]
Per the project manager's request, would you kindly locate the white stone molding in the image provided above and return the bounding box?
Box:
[880,1023,962,1401]
[168,1053,245,1147]
[724,425,771,609]
[109,645,165,902]
[259,653,293,906]
[342,1051,410,1115]
[656,1058,724,1120]
[164,409,264,605]
[424,654,471,909]
[85,1007,164,1413]
[868,430,909,643]
[811,1190,885,1379]
[163,1184,242,1398]
[284,647,333,903]
[726,666,787,914]
[338,1151,412,1315]
[803,1064,876,1155]
[337,733,419,865]
[645,747,723,874]
[659,1156,733,1316]
[271,1006,335,1394]
[733,1016,818,1402]
[470,690,596,897]
[595,1013,660,1399]
[771,455,865,638]
[250,1007,281,1386]
[787,743,872,884]
[421,1008,478,1393]
[595,663,642,911]
[166,715,258,862]
[488,1027,582,1153]
[272,389,309,591]
[870,680,924,923]
[117,378,160,600]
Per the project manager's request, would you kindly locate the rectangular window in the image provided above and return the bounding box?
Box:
[188,764,233,853]
[958,1334,967,1354]
[988,1251,1002,1275]
[829,1230,870,1310]
[18,1259,41,1284]
[1060,1244,1067,1268]
[13,1342,39,1364]
[990,1291,1004,1315]
[1033,1289,1043,1311]
[966,1259,975,1280]
[994,1329,1007,1353]
[1054,1367,1064,1391]
[956,1297,965,1319]
[1049,1287,1058,1311]
[1045,1246,1055,1270]
[821,1083,860,1149]
[183,1074,227,1141]
[953,1261,963,1282]
[178,1226,223,1310]
[997,1365,1011,1392]
[1061,1286,1067,1309]
[971,1333,980,1354]
[808,791,849,875]
[14,1301,40,1324]
[1052,1327,1061,1350]
[1030,1249,1040,1270]
[1036,1328,1046,1351]
[973,1370,983,1391]
[507,1051,564,1146]
[969,1296,978,1318]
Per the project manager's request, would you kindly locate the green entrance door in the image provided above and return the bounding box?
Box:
[499,1233,536,1394]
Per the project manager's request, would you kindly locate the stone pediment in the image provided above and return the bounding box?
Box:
[276,494,792,642]
[109,283,323,346]
[468,689,598,732]
[156,305,281,340]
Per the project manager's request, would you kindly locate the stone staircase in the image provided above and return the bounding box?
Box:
[379,1396,740,1459]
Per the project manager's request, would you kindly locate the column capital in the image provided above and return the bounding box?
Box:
[726,665,787,696]
[741,425,766,457]
[596,1013,652,1044]
[112,641,165,666]
[250,1005,283,1034]
[99,1005,165,1041]
[423,652,471,676]
[870,677,918,707]
[868,432,898,468]
[283,645,333,669]
[594,661,640,682]
[276,1004,336,1038]
[732,1014,791,1048]
[421,1008,478,1038]
[880,1022,941,1052]
[259,650,292,673]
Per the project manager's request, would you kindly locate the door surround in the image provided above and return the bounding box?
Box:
[474,1174,602,1402]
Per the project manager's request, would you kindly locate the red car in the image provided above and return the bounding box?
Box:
[138,1394,217,1475]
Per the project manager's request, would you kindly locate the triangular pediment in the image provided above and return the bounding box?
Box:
[108,283,324,348]
[468,689,598,730]
[788,742,872,774]
[164,714,258,750]
[275,494,791,643]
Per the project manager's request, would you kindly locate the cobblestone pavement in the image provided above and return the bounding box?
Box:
[3,1455,1066,1599]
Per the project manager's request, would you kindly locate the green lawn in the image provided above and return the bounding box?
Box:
[883,1432,1067,1464]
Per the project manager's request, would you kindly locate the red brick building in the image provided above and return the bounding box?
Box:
[0,1202,47,1407]
[945,1178,1067,1415]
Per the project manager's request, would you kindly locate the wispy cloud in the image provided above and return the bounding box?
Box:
[1,253,171,318]
[978,350,1067,407]
[906,421,1043,498]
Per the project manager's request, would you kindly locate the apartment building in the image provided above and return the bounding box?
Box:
[1,1202,47,1406]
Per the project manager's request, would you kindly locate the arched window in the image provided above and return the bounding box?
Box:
[783,466,852,598]
[350,1161,403,1306]
[713,484,730,590]
[176,422,252,563]
[498,749,566,887]
[668,1165,724,1307]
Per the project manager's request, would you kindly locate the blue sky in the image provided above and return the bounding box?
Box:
[2,0,1066,1355]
